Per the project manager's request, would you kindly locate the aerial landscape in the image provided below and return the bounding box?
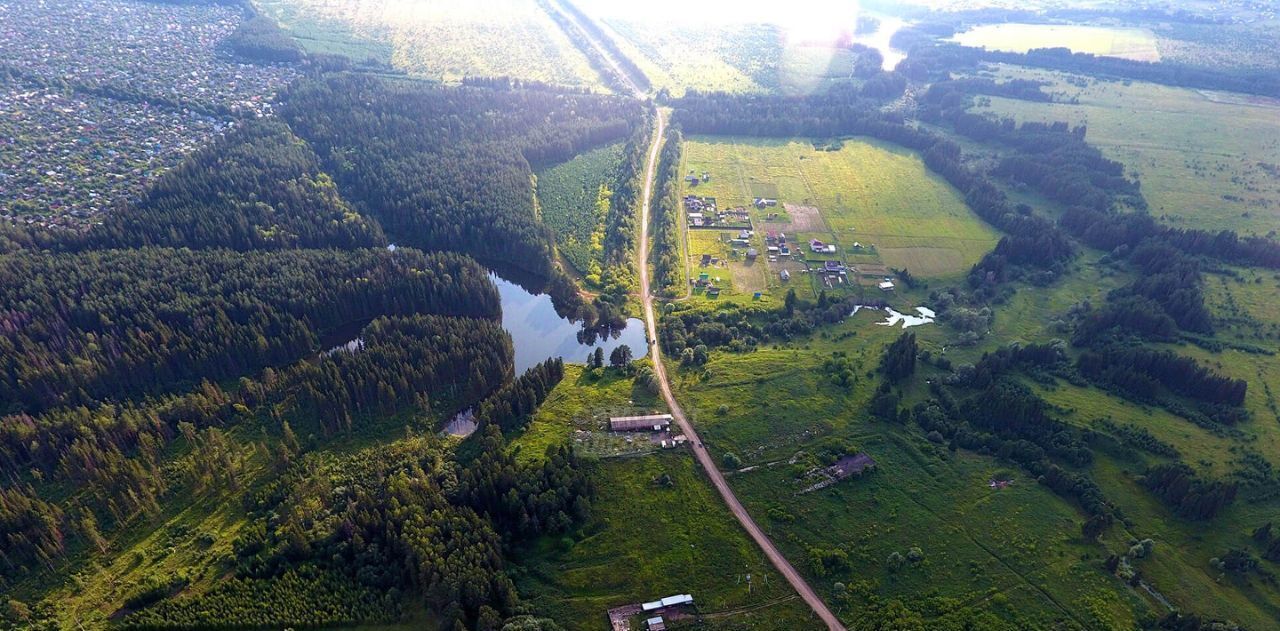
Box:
[1,0,1279,629]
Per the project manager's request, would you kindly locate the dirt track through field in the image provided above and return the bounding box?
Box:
[637,109,846,631]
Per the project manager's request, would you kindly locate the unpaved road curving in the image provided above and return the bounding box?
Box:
[636,109,846,631]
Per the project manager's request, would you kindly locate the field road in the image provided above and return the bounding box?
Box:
[636,109,846,631]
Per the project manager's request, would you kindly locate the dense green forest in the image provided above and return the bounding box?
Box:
[0,247,496,413]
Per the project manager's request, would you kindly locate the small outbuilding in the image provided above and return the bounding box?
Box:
[646,617,667,631]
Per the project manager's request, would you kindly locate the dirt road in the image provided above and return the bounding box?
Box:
[636,110,846,631]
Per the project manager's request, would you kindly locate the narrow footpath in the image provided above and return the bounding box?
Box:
[635,109,847,631]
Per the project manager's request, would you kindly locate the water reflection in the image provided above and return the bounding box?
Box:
[491,273,647,374]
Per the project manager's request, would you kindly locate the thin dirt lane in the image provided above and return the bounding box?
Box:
[636,109,846,631]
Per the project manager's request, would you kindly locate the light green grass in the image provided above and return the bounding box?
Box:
[949,23,1162,61]
[517,452,819,630]
[512,364,665,463]
[971,64,1280,236]
[576,10,857,96]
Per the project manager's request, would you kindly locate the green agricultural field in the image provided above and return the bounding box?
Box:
[255,0,604,86]
[536,143,623,279]
[677,136,999,303]
[970,64,1280,236]
[949,23,1162,61]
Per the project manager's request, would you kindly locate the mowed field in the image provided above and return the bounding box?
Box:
[678,136,999,301]
[971,64,1280,236]
[256,0,603,86]
[949,23,1162,61]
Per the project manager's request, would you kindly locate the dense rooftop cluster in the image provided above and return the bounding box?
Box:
[0,0,299,227]
[0,0,297,113]
[0,78,228,227]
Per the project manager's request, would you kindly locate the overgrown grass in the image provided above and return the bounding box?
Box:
[971,64,1280,236]
[517,452,818,630]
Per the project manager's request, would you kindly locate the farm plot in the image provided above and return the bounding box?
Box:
[971,64,1280,236]
[257,0,604,87]
[678,135,999,300]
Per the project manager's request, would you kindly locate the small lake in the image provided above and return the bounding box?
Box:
[492,273,647,374]
[849,15,909,71]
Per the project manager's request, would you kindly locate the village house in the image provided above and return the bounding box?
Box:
[809,239,837,254]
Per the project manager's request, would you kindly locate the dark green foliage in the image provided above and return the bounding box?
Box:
[222,15,304,63]
[0,248,497,413]
[1077,346,1247,409]
[1141,463,1238,520]
[869,382,900,422]
[121,567,400,628]
[473,359,566,434]
[1217,549,1259,575]
[879,332,917,382]
[90,118,384,251]
[272,315,513,436]
[231,427,592,628]
[608,344,632,368]
[651,124,684,295]
[1081,514,1112,541]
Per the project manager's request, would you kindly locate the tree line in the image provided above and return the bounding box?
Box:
[651,123,684,295]
[150,426,594,630]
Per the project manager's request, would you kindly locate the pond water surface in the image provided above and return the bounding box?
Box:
[492,274,647,374]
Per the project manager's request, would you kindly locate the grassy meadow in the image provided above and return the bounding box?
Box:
[256,0,604,86]
[949,23,1162,61]
[970,64,1280,237]
[512,365,818,630]
[676,136,999,302]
